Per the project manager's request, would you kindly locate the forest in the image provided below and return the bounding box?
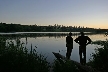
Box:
[0,22,107,32]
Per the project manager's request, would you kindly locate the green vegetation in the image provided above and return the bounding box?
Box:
[88,40,108,72]
[0,37,50,72]
[0,22,107,32]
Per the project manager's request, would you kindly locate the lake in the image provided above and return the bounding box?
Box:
[0,32,107,65]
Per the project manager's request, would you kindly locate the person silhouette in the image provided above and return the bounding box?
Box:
[66,32,73,59]
[74,32,91,65]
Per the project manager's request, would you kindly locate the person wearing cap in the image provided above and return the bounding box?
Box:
[66,32,73,59]
[74,32,91,65]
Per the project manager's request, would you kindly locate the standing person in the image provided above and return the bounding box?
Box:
[66,32,73,59]
[74,32,91,65]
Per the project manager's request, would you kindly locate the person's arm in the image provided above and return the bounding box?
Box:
[74,37,79,44]
[86,36,92,45]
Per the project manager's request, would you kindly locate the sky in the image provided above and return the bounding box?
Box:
[0,0,108,29]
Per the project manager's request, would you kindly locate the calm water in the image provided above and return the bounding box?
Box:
[1,32,107,64]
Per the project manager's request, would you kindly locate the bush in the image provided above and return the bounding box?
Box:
[0,37,50,72]
[88,40,108,72]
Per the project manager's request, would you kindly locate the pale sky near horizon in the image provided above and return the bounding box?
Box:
[0,0,108,29]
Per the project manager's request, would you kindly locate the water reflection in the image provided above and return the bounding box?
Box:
[0,32,107,64]
[0,32,102,39]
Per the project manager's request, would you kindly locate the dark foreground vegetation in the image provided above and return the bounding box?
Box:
[0,36,108,72]
[0,37,50,72]
[88,40,108,72]
[52,60,80,72]
[0,22,108,32]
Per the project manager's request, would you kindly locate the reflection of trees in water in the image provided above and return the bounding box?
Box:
[0,32,103,41]
[0,32,99,38]
[0,32,104,47]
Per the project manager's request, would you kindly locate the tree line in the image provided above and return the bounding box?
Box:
[0,22,107,32]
